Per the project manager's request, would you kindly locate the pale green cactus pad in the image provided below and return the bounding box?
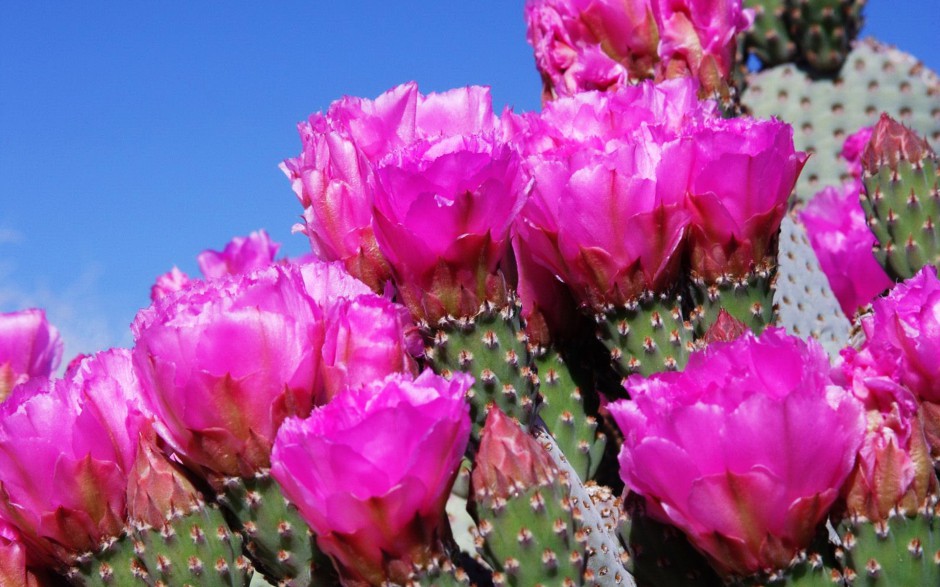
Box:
[743,38,940,204]
[775,214,851,356]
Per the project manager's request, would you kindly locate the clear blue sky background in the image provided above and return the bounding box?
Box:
[1,2,938,359]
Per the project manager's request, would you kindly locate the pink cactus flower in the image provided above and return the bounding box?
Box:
[524,0,658,100]
[0,350,150,568]
[510,83,708,309]
[0,310,62,402]
[150,266,192,302]
[863,266,940,404]
[197,229,282,279]
[271,370,472,586]
[800,181,893,317]
[367,86,526,322]
[609,329,864,578]
[652,0,753,95]
[133,264,326,482]
[835,345,936,521]
[284,83,525,318]
[684,117,807,280]
[524,0,751,100]
[319,294,421,404]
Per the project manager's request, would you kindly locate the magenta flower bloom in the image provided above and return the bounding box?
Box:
[0,310,62,401]
[685,117,807,279]
[800,182,893,317]
[368,86,525,322]
[271,370,472,586]
[653,0,753,95]
[133,264,325,482]
[863,266,940,404]
[524,0,751,99]
[197,229,281,280]
[0,350,149,567]
[319,294,421,404]
[284,83,525,317]
[609,329,864,577]
[524,0,658,99]
[510,84,706,308]
[835,346,936,521]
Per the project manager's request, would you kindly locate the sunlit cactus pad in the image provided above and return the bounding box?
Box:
[743,38,940,202]
[774,214,851,355]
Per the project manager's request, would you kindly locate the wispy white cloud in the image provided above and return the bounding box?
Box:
[0,228,23,244]
[0,262,129,370]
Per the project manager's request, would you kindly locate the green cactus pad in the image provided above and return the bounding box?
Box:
[787,0,864,74]
[535,429,634,586]
[531,345,607,481]
[775,214,851,356]
[70,504,253,587]
[131,502,252,587]
[862,154,940,280]
[471,460,586,586]
[744,0,797,68]
[743,39,940,204]
[837,508,940,585]
[688,263,777,337]
[426,300,538,441]
[218,472,337,587]
[68,532,150,586]
[594,292,693,378]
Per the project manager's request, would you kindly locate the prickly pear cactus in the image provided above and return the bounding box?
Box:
[218,472,337,587]
[594,292,693,377]
[426,300,538,439]
[743,39,940,204]
[837,509,940,585]
[743,0,797,67]
[132,503,252,587]
[861,128,940,280]
[775,214,851,356]
[70,505,252,587]
[688,263,777,337]
[742,39,940,352]
[786,0,865,73]
[531,345,606,481]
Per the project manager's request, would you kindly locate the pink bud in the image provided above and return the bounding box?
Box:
[610,329,864,577]
[471,408,557,503]
[271,370,472,586]
[835,346,936,520]
[0,310,62,402]
[862,113,935,174]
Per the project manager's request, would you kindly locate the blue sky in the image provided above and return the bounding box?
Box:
[1,2,938,359]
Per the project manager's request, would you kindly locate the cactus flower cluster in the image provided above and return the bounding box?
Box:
[0,1,938,585]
